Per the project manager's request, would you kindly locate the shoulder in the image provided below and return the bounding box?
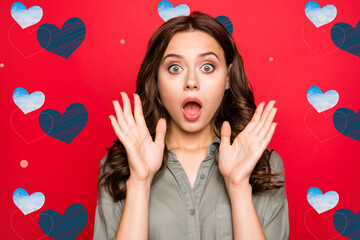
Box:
[258,149,290,238]
[267,149,285,178]
[263,149,287,203]
[253,149,287,204]
[99,152,108,170]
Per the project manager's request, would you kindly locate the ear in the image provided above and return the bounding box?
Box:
[225,63,232,90]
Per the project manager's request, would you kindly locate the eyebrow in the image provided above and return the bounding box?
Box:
[161,51,220,63]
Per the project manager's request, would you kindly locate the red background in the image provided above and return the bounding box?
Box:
[1,0,359,239]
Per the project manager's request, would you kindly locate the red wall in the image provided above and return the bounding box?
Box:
[1,0,359,239]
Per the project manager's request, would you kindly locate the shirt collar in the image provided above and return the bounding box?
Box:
[166,131,221,162]
[210,133,221,163]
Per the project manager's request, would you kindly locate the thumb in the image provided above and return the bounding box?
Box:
[220,121,231,148]
[154,118,167,147]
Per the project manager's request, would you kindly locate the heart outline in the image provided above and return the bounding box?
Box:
[304,208,345,240]
[304,107,344,143]
[302,22,345,58]
[10,209,52,240]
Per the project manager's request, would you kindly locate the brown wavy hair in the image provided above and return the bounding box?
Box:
[99,11,284,202]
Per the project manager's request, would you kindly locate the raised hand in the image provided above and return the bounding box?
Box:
[109,92,167,184]
[218,100,277,189]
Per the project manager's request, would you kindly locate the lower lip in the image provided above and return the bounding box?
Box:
[182,107,202,121]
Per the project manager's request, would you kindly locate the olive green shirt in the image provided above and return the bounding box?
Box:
[93,135,289,240]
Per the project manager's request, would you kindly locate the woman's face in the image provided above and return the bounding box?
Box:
[157,30,232,133]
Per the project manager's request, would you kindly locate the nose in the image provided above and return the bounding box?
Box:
[184,70,199,90]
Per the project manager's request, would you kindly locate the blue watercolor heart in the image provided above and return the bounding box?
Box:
[333,108,360,142]
[331,21,360,58]
[11,2,43,29]
[305,1,337,28]
[39,103,88,144]
[307,86,339,113]
[158,0,190,22]
[333,209,360,239]
[39,204,88,240]
[215,16,233,36]
[13,87,45,114]
[37,17,86,59]
[307,187,339,214]
[13,188,45,215]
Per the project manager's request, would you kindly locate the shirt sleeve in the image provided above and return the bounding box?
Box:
[262,151,290,240]
[93,154,125,240]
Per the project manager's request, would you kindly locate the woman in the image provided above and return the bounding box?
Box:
[94,11,289,240]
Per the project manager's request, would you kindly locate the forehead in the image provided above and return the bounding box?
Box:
[163,30,224,58]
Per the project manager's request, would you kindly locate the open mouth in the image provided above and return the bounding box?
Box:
[182,98,202,120]
[183,102,202,115]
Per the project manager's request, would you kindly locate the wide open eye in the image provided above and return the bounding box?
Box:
[168,64,182,73]
[200,63,215,73]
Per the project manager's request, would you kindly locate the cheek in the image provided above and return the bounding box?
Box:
[158,82,178,110]
[203,85,226,110]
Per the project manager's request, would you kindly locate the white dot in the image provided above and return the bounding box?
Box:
[269,57,273,62]
[0,63,4,68]
[20,160,28,168]
[120,39,125,44]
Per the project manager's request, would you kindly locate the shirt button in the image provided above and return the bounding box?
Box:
[190,209,196,215]
[200,173,206,179]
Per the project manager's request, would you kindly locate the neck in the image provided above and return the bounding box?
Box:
[165,119,216,151]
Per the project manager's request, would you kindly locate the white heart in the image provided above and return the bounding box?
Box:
[307,86,339,113]
[305,1,337,28]
[11,2,43,29]
[13,87,45,114]
[307,187,339,214]
[158,0,190,22]
[13,188,45,215]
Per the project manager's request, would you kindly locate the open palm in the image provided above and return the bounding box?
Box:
[109,92,167,182]
[218,100,277,188]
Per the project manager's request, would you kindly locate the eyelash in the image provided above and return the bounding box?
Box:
[168,63,215,74]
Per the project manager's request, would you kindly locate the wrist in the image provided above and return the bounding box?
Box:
[127,176,153,189]
[225,179,252,195]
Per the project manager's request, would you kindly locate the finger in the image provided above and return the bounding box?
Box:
[120,92,136,127]
[257,107,277,140]
[253,100,276,135]
[133,93,147,127]
[109,115,128,144]
[113,100,130,135]
[243,102,265,133]
[259,122,277,149]
[220,121,231,148]
[154,118,167,148]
